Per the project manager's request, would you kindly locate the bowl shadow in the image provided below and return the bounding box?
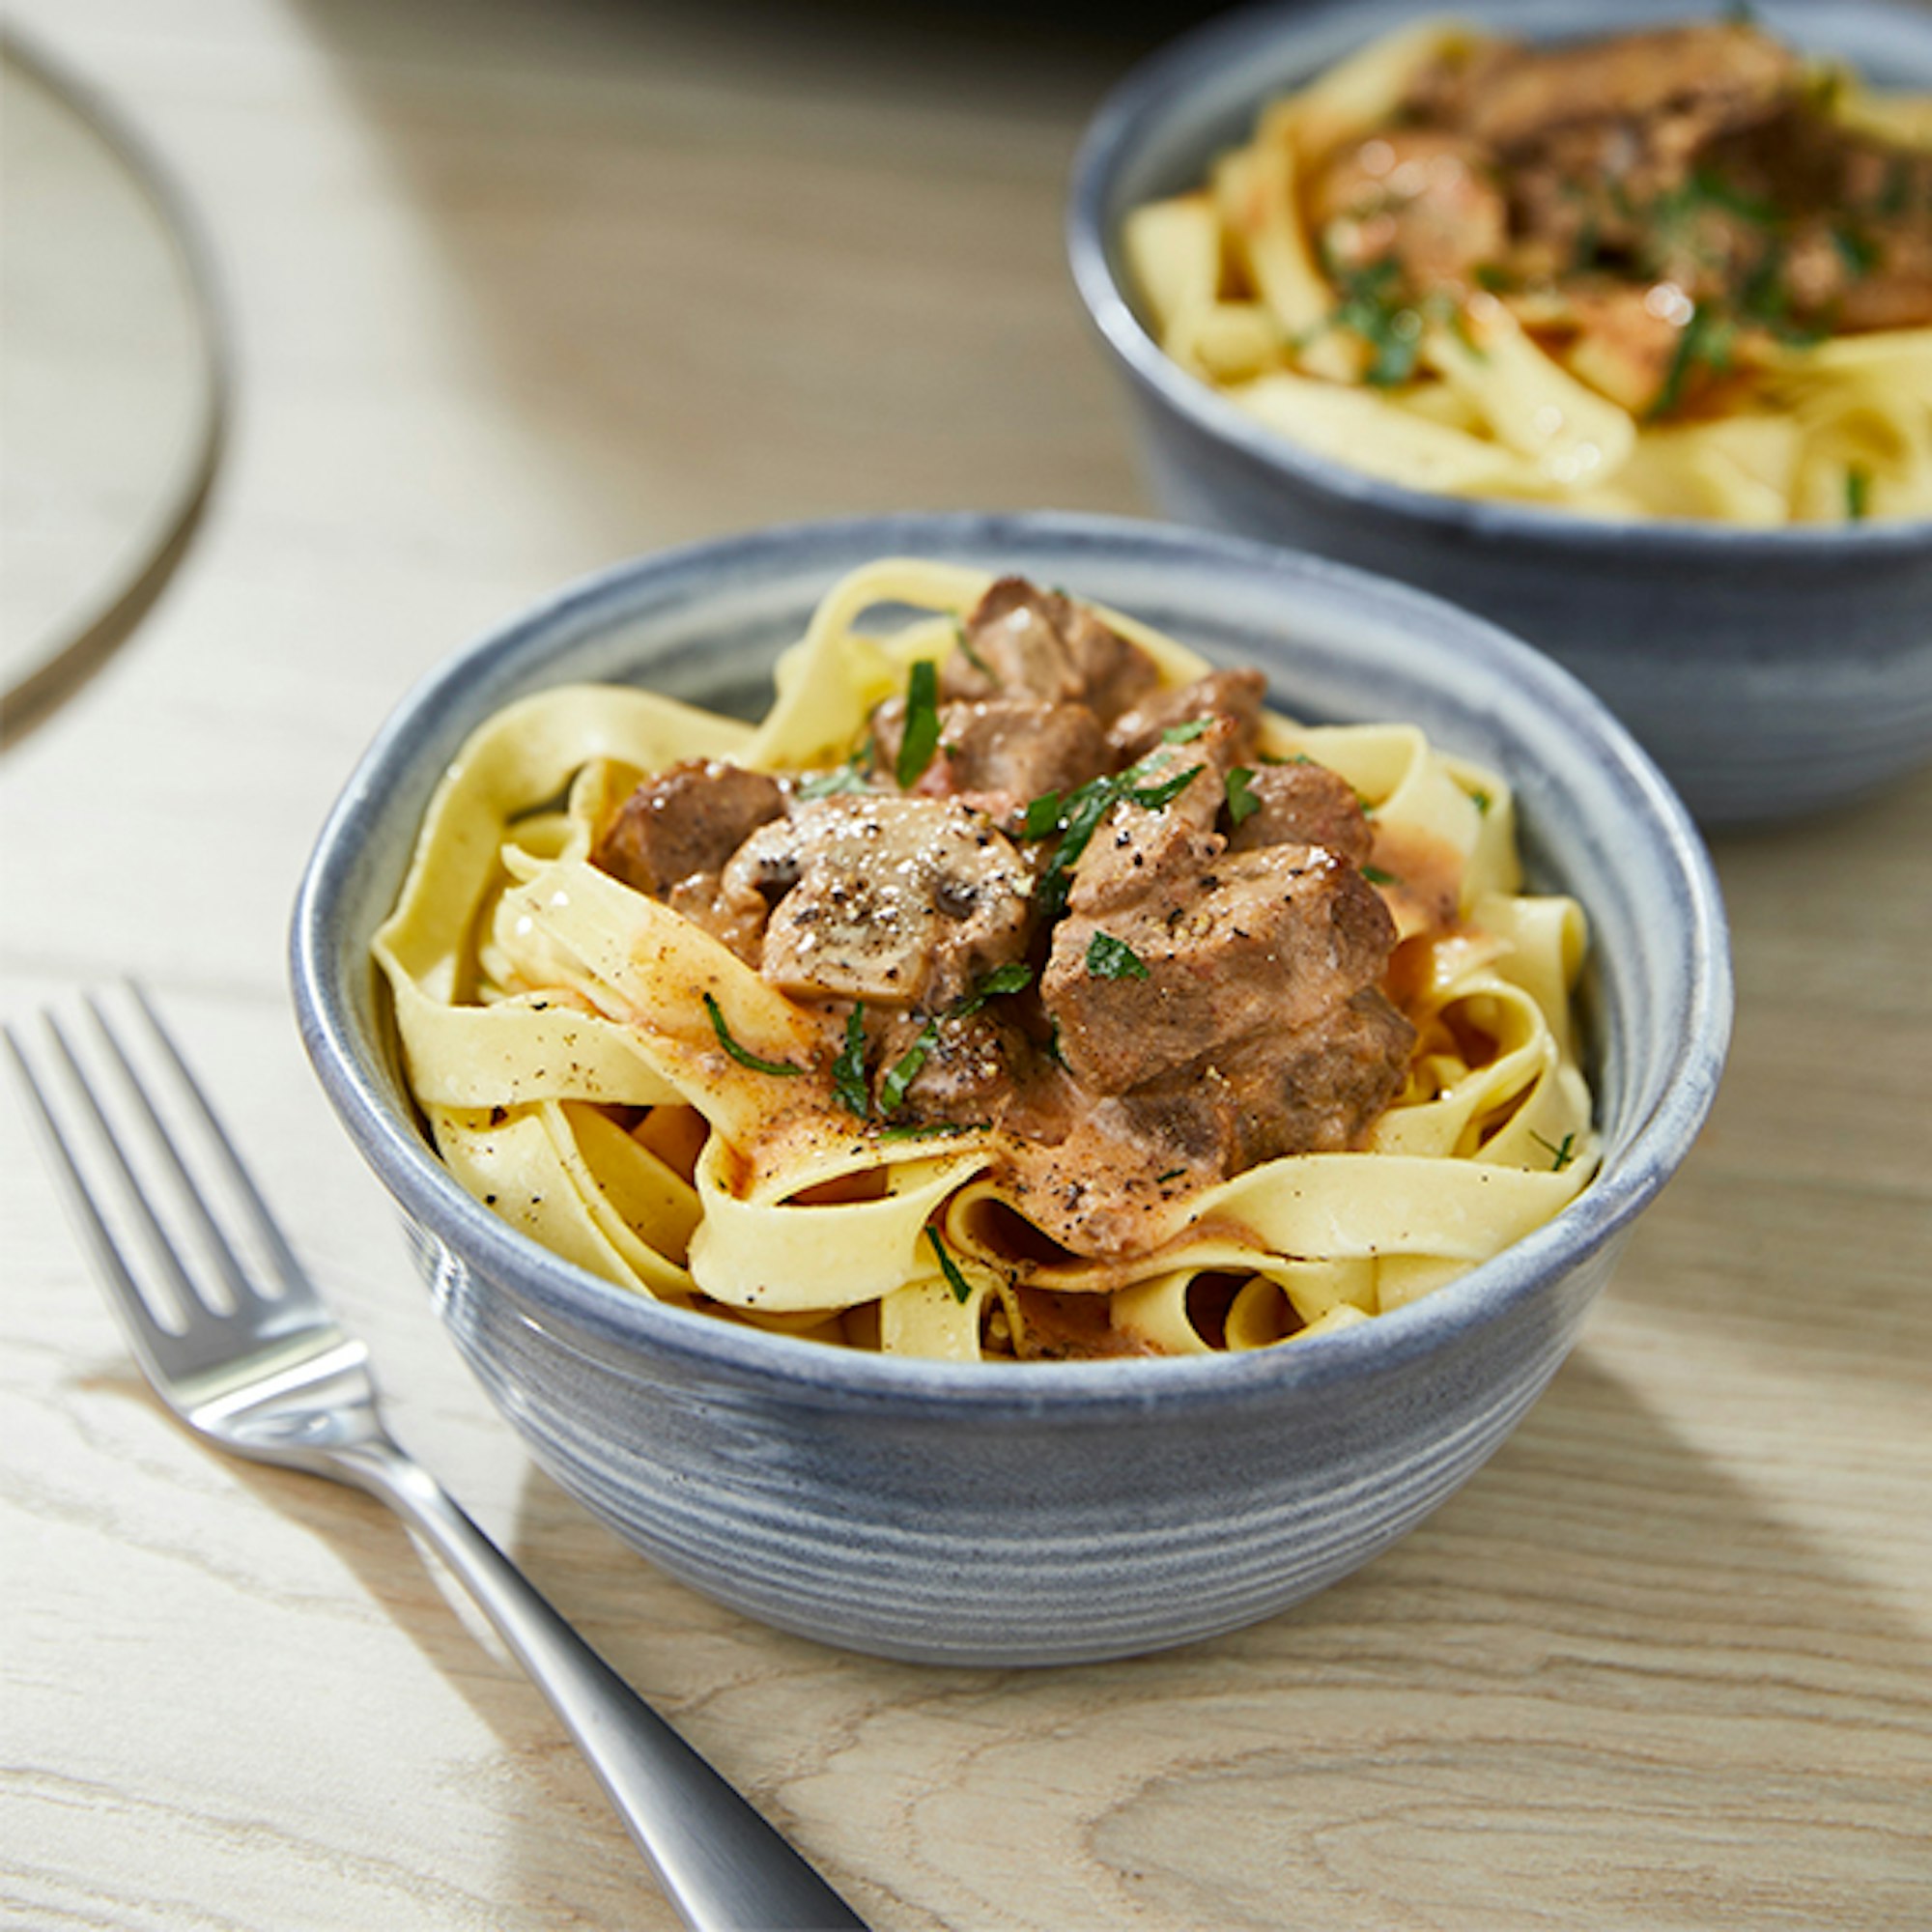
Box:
[483,1337,1930,1918]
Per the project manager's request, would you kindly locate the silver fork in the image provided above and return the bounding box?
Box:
[7,986,867,1932]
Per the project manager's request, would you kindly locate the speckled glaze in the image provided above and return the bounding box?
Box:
[1067,0,1932,828]
[291,514,1730,1666]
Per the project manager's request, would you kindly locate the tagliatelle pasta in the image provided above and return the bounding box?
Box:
[1124,16,1932,524]
[376,559,1595,1362]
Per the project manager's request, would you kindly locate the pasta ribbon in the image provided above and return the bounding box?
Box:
[376,560,1596,1359]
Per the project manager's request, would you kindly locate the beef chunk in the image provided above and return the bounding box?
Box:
[1226,760,1372,867]
[1444,25,1797,164]
[945,578,1162,725]
[1709,112,1932,332]
[1042,843,1398,1094]
[1108,670,1266,768]
[1406,25,1800,283]
[1112,989,1416,1169]
[592,760,785,897]
[871,697,1111,808]
[717,795,1031,1009]
[1309,129,1509,287]
[1066,800,1224,921]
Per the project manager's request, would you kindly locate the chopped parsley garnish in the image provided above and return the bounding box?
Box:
[1328,258,1426,387]
[879,1120,978,1143]
[702,993,802,1077]
[954,960,1033,1015]
[925,1226,975,1304]
[1161,718,1211,743]
[1361,865,1401,887]
[1737,245,1793,330]
[1473,263,1512,294]
[1846,466,1873,522]
[833,1006,870,1118]
[1125,764,1205,812]
[877,1020,937,1117]
[1043,1019,1069,1069]
[1154,1167,1187,1184]
[1021,789,1066,838]
[798,757,870,800]
[895,659,942,788]
[1225,765,1262,826]
[1879,157,1911,219]
[798,733,876,800]
[1025,753,1206,919]
[1685,168,1776,229]
[1085,930,1150,981]
[1530,1129,1578,1173]
[1469,787,1492,816]
[952,615,994,681]
[1649,301,1734,421]
[1831,225,1880,281]
[870,965,1034,1120]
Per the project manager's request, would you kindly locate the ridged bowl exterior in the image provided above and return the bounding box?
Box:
[1067,0,1932,828]
[292,512,1730,1666]
[416,1225,1627,1664]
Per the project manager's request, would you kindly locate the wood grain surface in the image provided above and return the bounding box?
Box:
[3,5,1928,1928]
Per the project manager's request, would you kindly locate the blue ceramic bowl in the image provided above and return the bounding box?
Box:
[1068,0,1932,827]
[291,513,1730,1666]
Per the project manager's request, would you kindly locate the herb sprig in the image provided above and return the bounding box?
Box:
[895,660,942,788]
[925,1226,975,1304]
[952,616,995,681]
[874,963,1035,1119]
[702,993,803,1077]
[798,735,876,800]
[1024,753,1205,918]
[1225,766,1262,826]
[833,1006,871,1118]
[1650,300,1735,420]
[1328,259,1426,387]
[877,1032,934,1116]
[1085,931,1150,981]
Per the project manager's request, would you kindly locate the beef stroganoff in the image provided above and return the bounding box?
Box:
[376,562,1595,1360]
[1125,17,1932,523]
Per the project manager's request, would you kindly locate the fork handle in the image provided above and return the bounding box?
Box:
[327,1438,868,1932]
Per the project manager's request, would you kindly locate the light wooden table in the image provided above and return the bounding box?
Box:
[4,5,1928,1928]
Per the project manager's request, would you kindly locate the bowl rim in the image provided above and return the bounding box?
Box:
[1065,0,1932,557]
[290,509,1733,1413]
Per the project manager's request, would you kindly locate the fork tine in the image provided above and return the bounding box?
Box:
[84,991,265,1311]
[3,1021,188,1374]
[125,982,314,1302]
[35,1012,213,1321]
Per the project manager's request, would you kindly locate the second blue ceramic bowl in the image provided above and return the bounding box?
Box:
[1069,0,1932,826]
[292,513,1729,1665]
